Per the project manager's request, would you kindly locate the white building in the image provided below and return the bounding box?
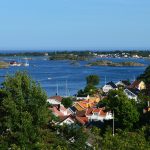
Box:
[124,88,139,101]
[103,81,117,93]
[47,96,62,105]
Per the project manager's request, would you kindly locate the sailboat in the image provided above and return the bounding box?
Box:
[23,58,29,67]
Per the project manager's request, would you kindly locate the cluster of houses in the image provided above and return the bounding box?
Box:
[102,80,146,101]
[47,95,113,126]
[47,79,149,127]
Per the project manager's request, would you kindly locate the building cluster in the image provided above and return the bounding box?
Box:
[47,95,113,127]
[47,79,149,128]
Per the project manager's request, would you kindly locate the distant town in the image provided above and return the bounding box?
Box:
[0,50,150,59]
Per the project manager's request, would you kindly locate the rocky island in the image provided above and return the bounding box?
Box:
[0,61,10,69]
[49,54,90,61]
[87,60,145,67]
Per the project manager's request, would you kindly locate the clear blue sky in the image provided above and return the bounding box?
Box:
[0,0,150,50]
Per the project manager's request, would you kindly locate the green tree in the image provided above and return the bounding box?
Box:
[86,74,100,86]
[0,72,48,149]
[137,65,150,96]
[61,97,73,108]
[84,84,97,95]
[138,65,150,85]
[104,90,139,130]
[101,129,150,150]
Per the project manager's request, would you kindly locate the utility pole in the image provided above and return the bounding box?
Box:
[56,84,58,96]
[113,110,115,136]
[105,76,106,85]
[66,80,68,97]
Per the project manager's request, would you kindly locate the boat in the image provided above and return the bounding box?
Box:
[10,61,22,66]
[23,59,29,67]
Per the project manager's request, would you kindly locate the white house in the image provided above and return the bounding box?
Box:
[76,95,90,101]
[47,96,62,105]
[59,116,75,126]
[86,108,113,122]
[103,81,117,93]
[116,80,130,87]
[124,88,139,101]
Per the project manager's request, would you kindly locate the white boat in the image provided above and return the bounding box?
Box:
[10,61,22,66]
[23,59,29,67]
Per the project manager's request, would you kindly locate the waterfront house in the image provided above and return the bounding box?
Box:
[59,115,75,126]
[74,107,113,124]
[49,104,71,117]
[129,80,146,90]
[116,80,131,87]
[124,88,140,101]
[102,81,117,93]
[47,95,63,105]
[76,95,90,101]
[85,108,113,122]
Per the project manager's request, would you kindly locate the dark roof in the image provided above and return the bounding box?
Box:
[129,80,142,89]
[69,106,77,113]
[127,88,140,95]
[121,80,131,86]
[106,81,117,88]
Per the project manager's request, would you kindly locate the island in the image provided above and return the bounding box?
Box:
[87,60,145,67]
[0,61,10,69]
[49,54,90,61]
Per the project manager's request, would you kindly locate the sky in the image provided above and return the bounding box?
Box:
[0,0,150,51]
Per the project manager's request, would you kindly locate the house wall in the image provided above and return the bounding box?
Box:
[124,89,137,101]
[59,118,74,125]
[103,85,113,93]
[47,99,61,105]
[138,81,146,90]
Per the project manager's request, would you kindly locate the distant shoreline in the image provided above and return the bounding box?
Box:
[0,50,150,60]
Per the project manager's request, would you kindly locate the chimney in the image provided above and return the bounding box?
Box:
[58,104,60,111]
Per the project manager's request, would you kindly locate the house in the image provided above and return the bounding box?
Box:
[129,80,146,90]
[116,80,131,87]
[85,108,113,122]
[143,107,150,114]
[49,104,71,117]
[74,99,97,111]
[59,115,75,126]
[75,116,88,125]
[47,95,63,105]
[124,88,140,101]
[103,81,117,93]
[76,95,90,101]
[68,106,77,114]
[74,107,113,124]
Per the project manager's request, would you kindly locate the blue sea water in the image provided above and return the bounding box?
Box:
[0,56,149,97]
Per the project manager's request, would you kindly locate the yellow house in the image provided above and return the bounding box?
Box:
[130,80,146,90]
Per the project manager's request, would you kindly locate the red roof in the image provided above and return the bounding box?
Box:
[129,80,141,89]
[92,108,101,113]
[86,108,93,116]
[76,116,88,125]
[49,96,62,102]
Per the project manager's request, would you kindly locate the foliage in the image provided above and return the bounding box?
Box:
[86,74,100,86]
[103,90,139,130]
[138,65,150,85]
[61,97,73,108]
[57,125,89,150]
[77,75,99,96]
[84,84,97,95]
[101,129,150,150]
[0,71,48,149]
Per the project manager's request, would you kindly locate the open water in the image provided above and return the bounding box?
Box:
[0,56,149,97]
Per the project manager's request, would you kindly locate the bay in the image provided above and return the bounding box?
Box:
[0,56,149,97]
